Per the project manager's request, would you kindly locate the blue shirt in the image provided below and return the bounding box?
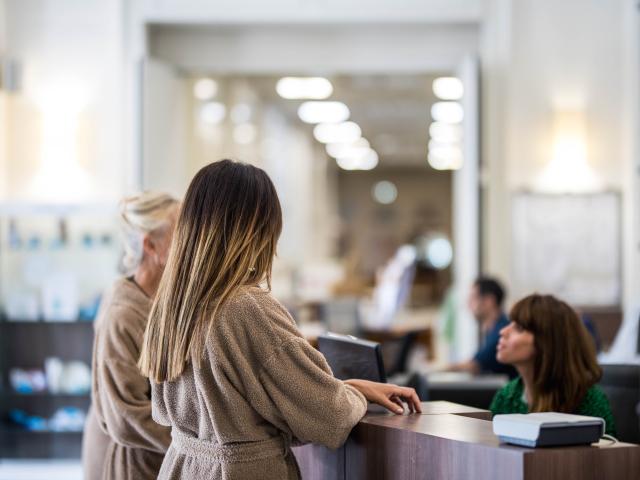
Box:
[473,314,518,378]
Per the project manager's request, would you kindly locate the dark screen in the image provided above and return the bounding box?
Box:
[318,333,387,383]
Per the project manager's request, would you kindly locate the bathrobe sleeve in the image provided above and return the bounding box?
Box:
[255,335,368,449]
[93,303,171,452]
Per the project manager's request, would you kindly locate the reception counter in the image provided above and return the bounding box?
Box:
[292,401,640,480]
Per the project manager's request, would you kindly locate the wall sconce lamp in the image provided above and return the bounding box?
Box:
[535,110,600,193]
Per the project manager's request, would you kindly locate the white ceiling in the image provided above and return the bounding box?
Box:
[149,23,478,74]
[141,0,483,25]
[190,73,445,168]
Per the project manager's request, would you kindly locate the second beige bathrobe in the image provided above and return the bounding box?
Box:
[83,277,171,480]
[151,286,368,480]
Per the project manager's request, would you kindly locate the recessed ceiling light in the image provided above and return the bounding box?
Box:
[313,121,361,144]
[432,77,464,100]
[194,78,218,100]
[431,102,464,123]
[336,148,378,171]
[427,147,463,170]
[429,122,463,142]
[358,150,379,170]
[276,77,333,100]
[372,181,398,204]
[298,101,350,124]
[326,138,370,158]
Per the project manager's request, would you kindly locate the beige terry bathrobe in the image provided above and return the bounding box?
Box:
[83,278,171,480]
[151,286,368,480]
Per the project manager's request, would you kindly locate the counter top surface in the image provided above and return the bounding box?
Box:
[360,401,640,453]
[358,401,638,452]
[293,401,640,480]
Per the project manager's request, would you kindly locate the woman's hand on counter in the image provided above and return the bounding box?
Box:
[344,379,422,415]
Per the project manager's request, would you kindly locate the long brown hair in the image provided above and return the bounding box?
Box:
[510,294,601,413]
[138,160,283,382]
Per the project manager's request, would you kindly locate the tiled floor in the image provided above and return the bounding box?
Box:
[0,460,82,480]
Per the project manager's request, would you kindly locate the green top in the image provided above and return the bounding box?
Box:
[490,377,616,437]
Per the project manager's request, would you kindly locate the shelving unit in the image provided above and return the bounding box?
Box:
[0,203,120,459]
[0,320,94,459]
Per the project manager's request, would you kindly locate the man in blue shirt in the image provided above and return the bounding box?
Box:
[449,277,517,378]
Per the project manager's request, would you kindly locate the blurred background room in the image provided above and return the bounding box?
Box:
[0,0,639,478]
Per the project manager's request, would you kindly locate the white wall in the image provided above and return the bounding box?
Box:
[1,0,126,203]
[260,107,317,265]
[506,0,626,191]
[0,0,7,200]
[141,58,189,197]
[480,0,639,309]
[620,0,640,319]
[479,0,511,282]
[149,24,478,75]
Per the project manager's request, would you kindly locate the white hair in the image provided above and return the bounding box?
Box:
[119,191,179,274]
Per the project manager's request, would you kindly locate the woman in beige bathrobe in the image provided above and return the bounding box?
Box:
[138,160,421,480]
[82,192,179,480]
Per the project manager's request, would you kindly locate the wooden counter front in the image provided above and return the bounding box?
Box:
[292,401,640,480]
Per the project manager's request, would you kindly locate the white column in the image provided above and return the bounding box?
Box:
[621,0,640,314]
[452,55,480,361]
[478,0,513,288]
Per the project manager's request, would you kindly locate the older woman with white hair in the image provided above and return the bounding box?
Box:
[82,192,180,480]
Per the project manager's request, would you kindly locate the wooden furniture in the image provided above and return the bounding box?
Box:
[292,401,640,480]
[364,327,435,364]
[362,309,438,363]
[578,306,623,352]
[0,320,93,458]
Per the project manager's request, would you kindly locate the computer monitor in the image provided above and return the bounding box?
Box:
[318,333,387,383]
[368,245,416,329]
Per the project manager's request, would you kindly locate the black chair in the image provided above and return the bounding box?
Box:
[381,331,419,377]
[598,364,640,443]
[424,376,506,410]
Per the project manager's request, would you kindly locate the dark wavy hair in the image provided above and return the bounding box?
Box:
[510,294,601,413]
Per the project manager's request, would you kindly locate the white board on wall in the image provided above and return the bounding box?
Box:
[511,192,621,307]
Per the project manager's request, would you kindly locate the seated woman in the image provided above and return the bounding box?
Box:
[490,294,616,436]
